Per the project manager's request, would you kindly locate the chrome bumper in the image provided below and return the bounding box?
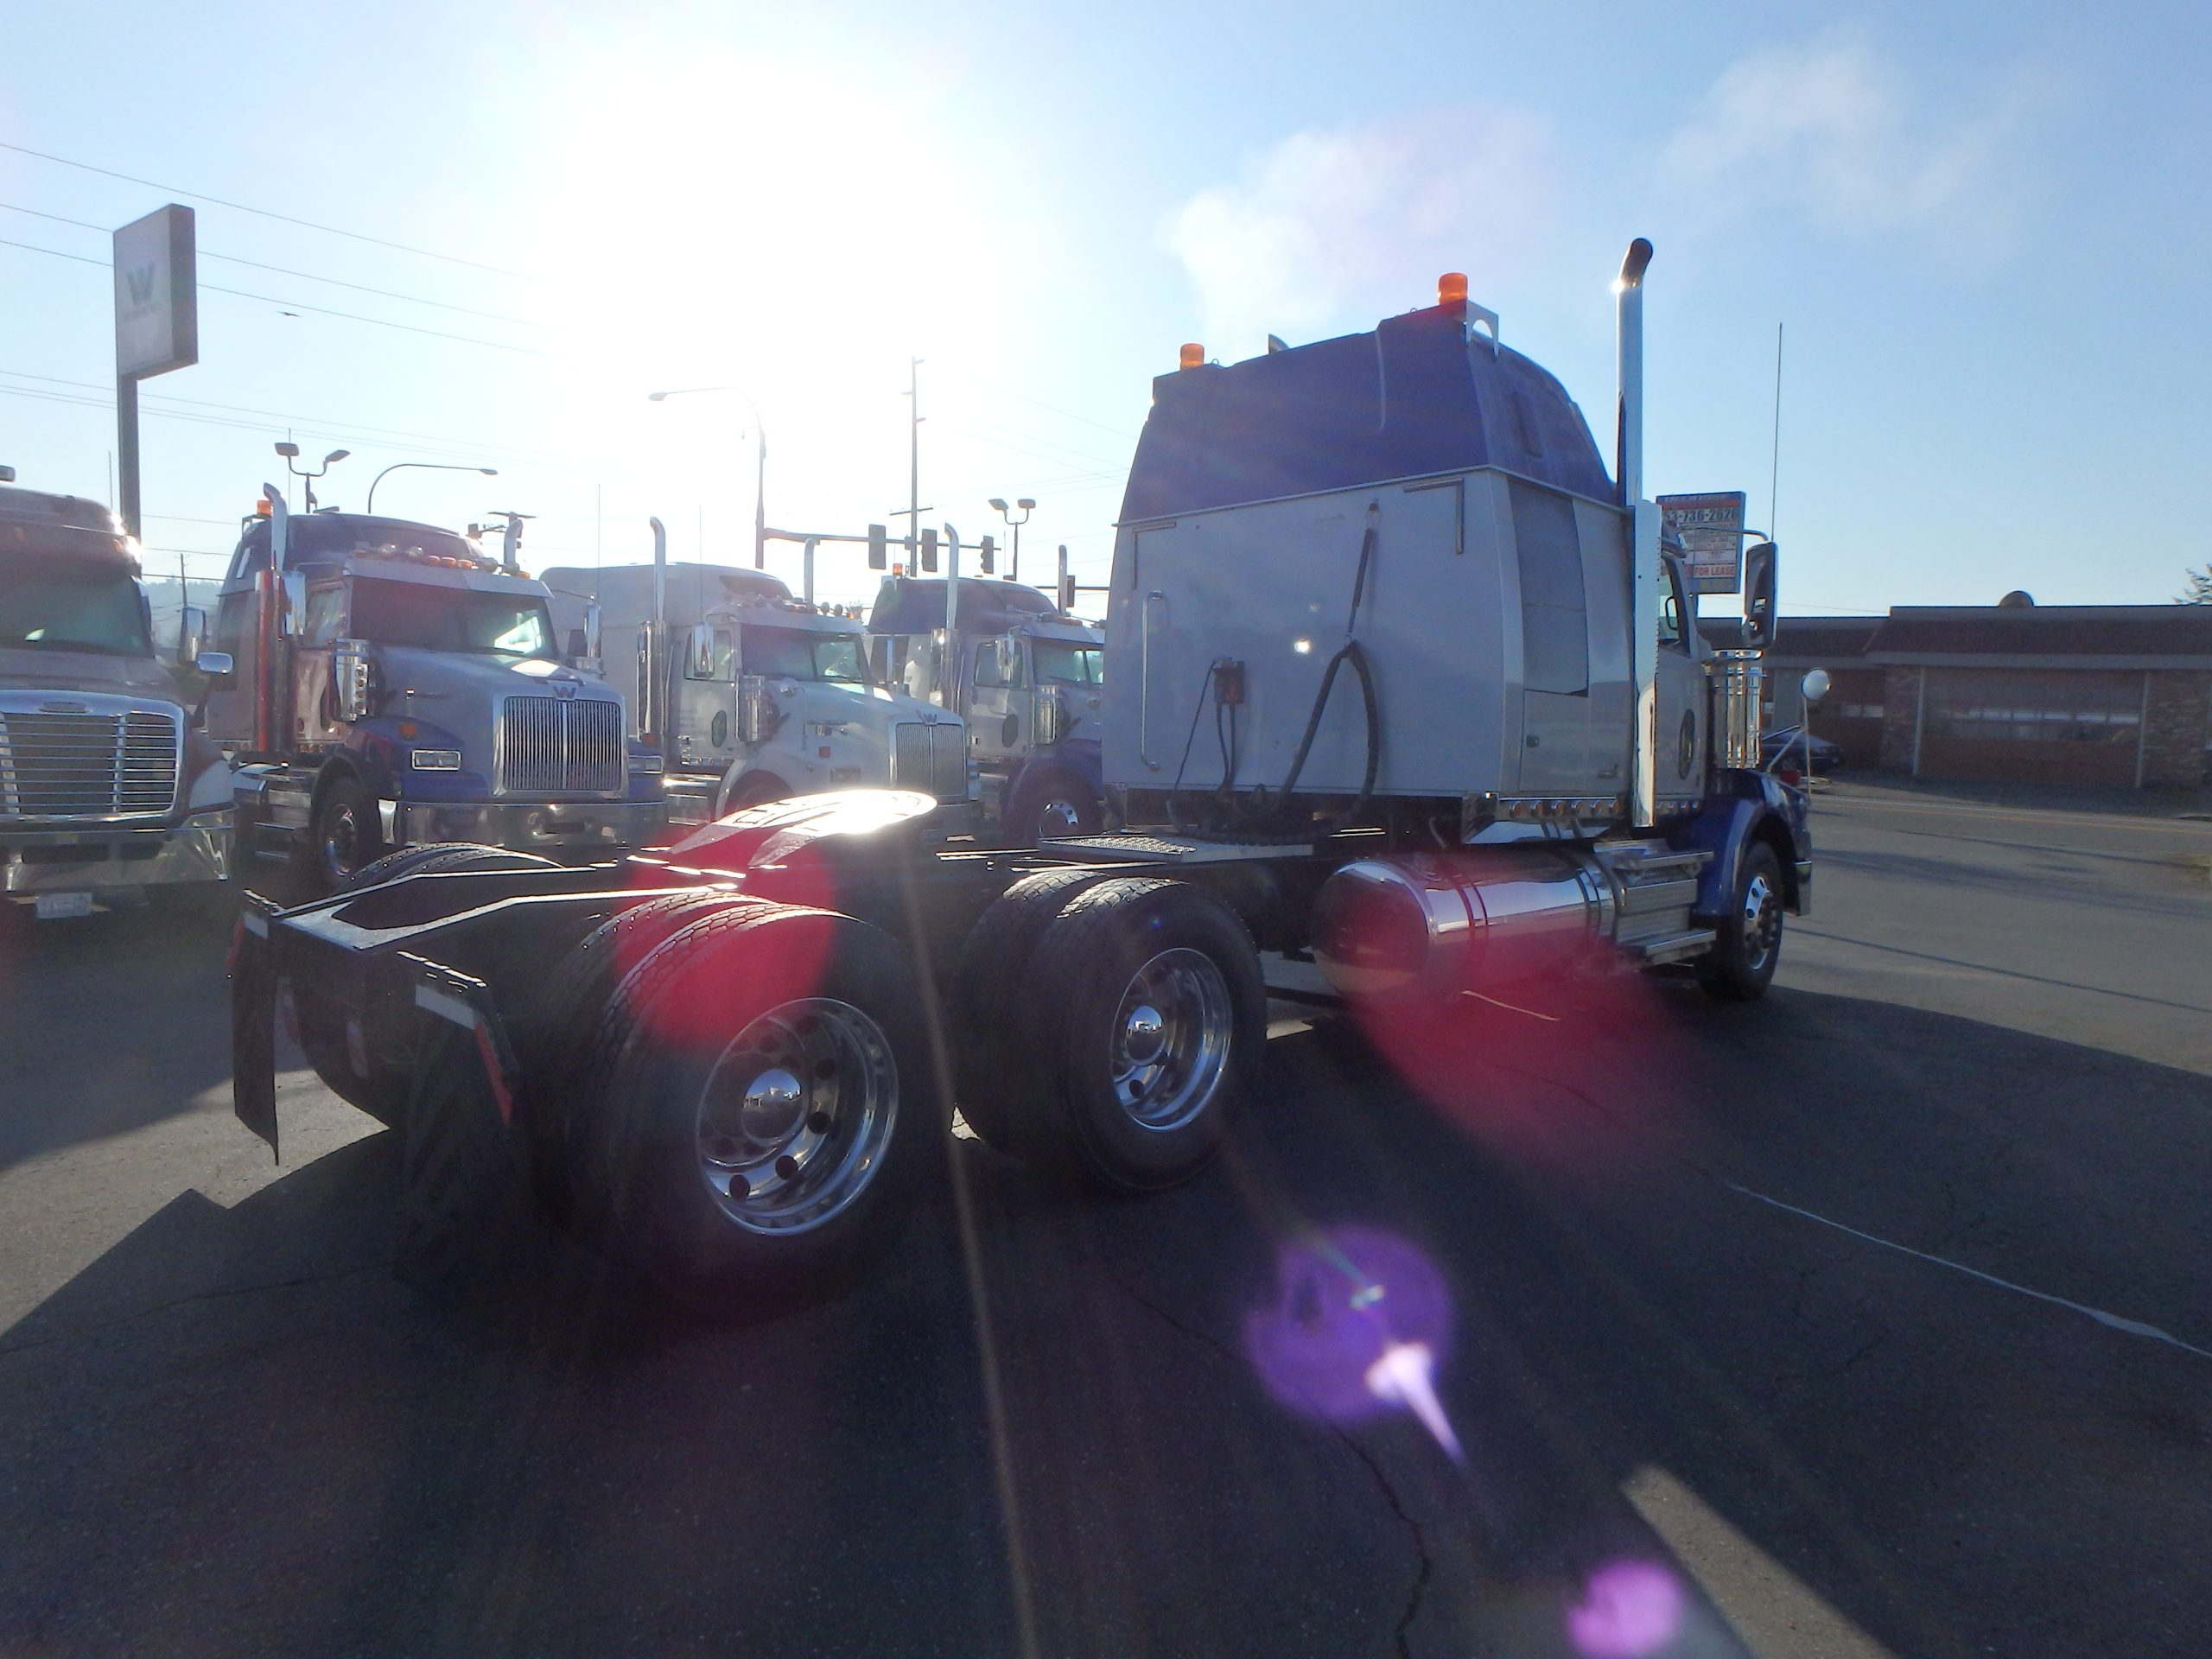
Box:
[381,798,666,854]
[2,820,232,895]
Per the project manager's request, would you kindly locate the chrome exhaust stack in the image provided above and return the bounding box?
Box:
[1616,238,1662,829]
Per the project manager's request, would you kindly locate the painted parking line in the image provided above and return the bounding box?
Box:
[1720,1179,2212,1363]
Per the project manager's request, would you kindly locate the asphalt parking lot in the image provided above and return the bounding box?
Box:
[2,784,2208,1658]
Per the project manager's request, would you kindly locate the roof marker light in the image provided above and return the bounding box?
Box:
[1438,272,1468,306]
[1179,342,1205,370]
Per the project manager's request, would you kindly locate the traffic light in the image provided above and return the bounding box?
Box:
[979,534,995,574]
[868,524,888,570]
[919,528,938,573]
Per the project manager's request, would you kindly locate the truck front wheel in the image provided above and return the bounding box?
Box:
[303,774,384,895]
[1021,877,1264,1191]
[1699,841,1785,1002]
[574,904,944,1316]
[1004,767,1101,844]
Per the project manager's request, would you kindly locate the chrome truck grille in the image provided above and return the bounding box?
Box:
[497,696,625,794]
[893,721,967,801]
[0,707,181,821]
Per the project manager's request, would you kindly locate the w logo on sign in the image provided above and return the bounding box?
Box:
[125,264,156,306]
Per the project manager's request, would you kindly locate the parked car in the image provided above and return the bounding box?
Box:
[1761,725,1843,775]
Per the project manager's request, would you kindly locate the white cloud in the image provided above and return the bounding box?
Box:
[1656,31,2045,257]
[1160,108,1559,353]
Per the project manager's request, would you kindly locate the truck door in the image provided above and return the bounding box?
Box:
[1651,556,1707,807]
[677,625,736,769]
[293,579,347,749]
[968,636,1022,762]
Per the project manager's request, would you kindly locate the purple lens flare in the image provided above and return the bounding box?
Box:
[1567,1560,1685,1658]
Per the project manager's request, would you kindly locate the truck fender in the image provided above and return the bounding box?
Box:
[228,893,283,1160]
[1683,795,1807,921]
[715,765,791,817]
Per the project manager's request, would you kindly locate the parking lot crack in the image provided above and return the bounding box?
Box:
[0,1262,385,1361]
[1105,1271,1435,1657]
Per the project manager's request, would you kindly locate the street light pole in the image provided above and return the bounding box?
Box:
[275,442,350,512]
[648,385,768,568]
[365,461,499,515]
[988,496,1035,583]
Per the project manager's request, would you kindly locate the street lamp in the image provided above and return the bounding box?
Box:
[988,495,1035,582]
[649,385,767,569]
[275,442,349,511]
[365,461,498,515]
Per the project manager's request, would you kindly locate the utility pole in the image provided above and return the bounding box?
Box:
[894,357,929,563]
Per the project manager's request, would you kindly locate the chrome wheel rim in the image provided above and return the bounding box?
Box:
[1742,871,1781,972]
[1036,798,1084,837]
[1107,947,1232,1131]
[695,998,899,1234]
[321,802,366,880]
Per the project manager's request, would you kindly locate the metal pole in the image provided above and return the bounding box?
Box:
[803,537,817,607]
[942,526,961,708]
[117,376,142,539]
[1769,322,1784,543]
[908,358,922,561]
[754,428,767,569]
[1010,517,1021,585]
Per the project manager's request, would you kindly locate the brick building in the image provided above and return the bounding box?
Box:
[1707,604,2212,789]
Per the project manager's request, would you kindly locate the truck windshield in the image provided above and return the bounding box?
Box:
[0,560,150,656]
[350,577,555,657]
[747,626,870,684]
[1033,639,1103,684]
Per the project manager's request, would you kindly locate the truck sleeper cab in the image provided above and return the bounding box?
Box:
[0,477,233,916]
[542,559,972,829]
[238,239,1810,1324]
[868,574,1105,843]
[203,496,662,893]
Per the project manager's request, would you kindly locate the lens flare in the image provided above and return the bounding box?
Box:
[1243,1227,1461,1459]
[1567,1560,1684,1658]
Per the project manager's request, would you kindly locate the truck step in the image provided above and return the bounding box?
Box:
[1633,928,1717,965]
[1040,833,1305,865]
[1613,875,1702,918]
[1593,841,1712,879]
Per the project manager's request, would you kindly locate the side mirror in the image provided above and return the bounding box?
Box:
[689,621,716,679]
[279,571,308,638]
[194,650,235,685]
[178,605,207,668]
[582,600,604,663]
[1741,541,1778,651]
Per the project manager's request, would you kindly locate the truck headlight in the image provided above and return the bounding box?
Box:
[630,753,666,775]
[410,748,462,771]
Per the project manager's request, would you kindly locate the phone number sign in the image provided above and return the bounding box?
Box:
[1657,491,1746,595]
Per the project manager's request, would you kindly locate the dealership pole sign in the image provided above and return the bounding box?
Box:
[111,204,197,538]
[1656,490,1747,596]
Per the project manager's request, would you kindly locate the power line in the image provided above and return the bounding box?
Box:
[0,233,557,358]
[0,201,548,329]
[0,137,522,276]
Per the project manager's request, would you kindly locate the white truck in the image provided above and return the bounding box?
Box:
[868,574,1105,842]
[198,490,665,894]
[0,470,234,918]
[543,534,972,829]
[238,238,1812,1320]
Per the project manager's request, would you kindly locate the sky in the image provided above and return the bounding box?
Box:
[2,0,2207,617]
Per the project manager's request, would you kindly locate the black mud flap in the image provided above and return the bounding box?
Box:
[228,893,283,1161]
[392,956,544,1303]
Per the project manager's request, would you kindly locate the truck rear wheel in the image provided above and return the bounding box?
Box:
[1699,841,1784,1002]
[1004,767,1101,845]
[950,866,1114,1154]
[573,904,944,1316]
[1020,877,1264,1192]
[341,842,557,893]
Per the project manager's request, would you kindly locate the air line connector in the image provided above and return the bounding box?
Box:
[1210,658,1245,705]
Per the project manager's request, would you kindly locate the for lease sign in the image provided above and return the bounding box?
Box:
[1657,491,1746,595]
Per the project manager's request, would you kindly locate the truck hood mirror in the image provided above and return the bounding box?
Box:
[194,650,235,683]
[688,622,716,679]
[582,600,603,663]
[1801,666,1831,706]
[1741,541,1778,650]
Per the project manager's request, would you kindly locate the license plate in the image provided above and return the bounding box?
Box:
[34,891,95,920]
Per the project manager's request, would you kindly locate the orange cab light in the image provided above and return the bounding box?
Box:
[254,498,274,518]
[1179,342,1205,370]
[1438,271,1468,306]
